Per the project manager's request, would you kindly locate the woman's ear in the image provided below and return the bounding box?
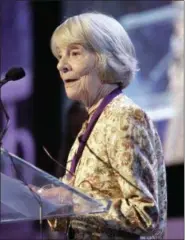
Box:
[95,53,107,83]
[94,53,100,70]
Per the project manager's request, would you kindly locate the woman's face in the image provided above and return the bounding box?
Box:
[56,43,102,106]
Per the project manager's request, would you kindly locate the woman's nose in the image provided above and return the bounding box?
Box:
[62,66,69,73]
[57,60,71,73]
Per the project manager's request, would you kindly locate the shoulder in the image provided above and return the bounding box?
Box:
[102,93,150,128]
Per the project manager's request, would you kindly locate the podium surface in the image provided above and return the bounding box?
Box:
[0,148,110,223]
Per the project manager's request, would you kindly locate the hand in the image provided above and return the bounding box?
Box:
[28,184,72,204]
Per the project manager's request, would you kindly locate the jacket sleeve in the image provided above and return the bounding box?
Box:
[104,107,161,236]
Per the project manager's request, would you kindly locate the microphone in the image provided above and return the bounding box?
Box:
[0,67,25,142]
[0,67,25,87]
[43,146,75,177]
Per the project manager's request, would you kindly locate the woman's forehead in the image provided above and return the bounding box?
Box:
[56,43,83,52]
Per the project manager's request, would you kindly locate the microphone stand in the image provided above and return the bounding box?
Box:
[0,83,10,173]
[0,84,1,220]
[0,85,45,240]
[0,82,10,228]
[0,89,10,145]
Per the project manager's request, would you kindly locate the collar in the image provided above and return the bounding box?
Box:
[87,98,103,117]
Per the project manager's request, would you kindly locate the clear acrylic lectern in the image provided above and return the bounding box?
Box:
[0,148,111,223]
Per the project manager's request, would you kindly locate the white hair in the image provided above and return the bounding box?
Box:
[51,12,138,89]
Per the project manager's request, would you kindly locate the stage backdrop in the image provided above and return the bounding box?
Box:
[0,0,35,174]
[0,0,36,238]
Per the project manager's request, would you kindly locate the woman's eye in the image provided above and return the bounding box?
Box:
[58,55,62,60]
[71,51,80,56]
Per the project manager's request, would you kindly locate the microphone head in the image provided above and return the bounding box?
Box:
[5,67,26,81]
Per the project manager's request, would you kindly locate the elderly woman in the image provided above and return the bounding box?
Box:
[46,12,167,240]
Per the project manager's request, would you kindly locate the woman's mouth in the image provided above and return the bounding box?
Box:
[65,79,79,83]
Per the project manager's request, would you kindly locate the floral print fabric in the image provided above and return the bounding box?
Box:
[50,94,167,239]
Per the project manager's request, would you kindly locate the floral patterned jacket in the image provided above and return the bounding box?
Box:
[49,93,167,239]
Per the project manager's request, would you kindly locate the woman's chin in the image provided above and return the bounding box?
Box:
[65,90,80,101]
